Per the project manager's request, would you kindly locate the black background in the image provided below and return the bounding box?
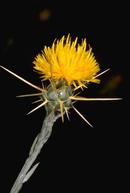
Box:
[0,1,128,192]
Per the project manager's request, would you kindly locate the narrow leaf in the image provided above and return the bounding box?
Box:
[23,163,40,183]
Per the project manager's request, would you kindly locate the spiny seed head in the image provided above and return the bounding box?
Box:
[44,80,73,114]
[46,81,72,101]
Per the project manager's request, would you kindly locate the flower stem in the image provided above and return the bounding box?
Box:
[10,111,60,193]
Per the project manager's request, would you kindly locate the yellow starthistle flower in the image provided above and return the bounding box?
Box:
[33,34,100,88]
[0,34,121,127]
[0,34,122,193]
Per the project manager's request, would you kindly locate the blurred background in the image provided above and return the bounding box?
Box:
[0,0,128,192]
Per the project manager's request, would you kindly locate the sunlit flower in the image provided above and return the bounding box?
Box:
[33,34,100,88]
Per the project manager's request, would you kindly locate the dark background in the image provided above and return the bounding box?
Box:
[0,0,128,192]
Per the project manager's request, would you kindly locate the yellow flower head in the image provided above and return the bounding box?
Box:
[33,34,100,88]
[0,34,121,127]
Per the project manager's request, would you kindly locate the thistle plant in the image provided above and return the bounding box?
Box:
[0,34,121,193]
